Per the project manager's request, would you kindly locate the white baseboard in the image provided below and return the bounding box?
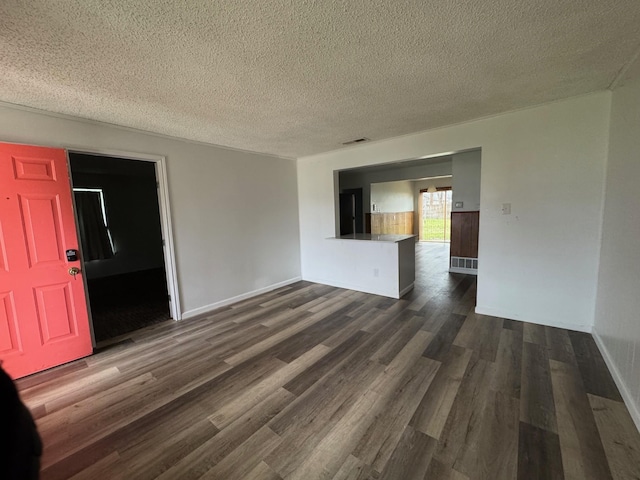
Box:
[474,305,593,333]
[302,275,399,299]
[592,331,640,433]
[399,283,415,297]
[181,276,302,320]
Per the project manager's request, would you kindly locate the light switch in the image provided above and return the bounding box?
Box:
[502,203,511,215]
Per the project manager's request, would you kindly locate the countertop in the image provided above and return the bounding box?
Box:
[331,233,416,243]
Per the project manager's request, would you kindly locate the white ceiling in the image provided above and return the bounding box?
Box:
[1,1,640,159]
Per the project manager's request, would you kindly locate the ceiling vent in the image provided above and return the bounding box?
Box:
[342,137,370,145]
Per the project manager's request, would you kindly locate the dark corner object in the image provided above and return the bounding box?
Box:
[0,365,42,480]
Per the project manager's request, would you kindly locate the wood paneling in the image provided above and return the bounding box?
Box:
[370,211,413,235]
[15,244,640,480]
[365,213,372,234]
[450,211,479,258]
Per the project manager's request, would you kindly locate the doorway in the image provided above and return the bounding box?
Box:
[419,187,452,242]
[339,188,364,235]
[69,153,172,342]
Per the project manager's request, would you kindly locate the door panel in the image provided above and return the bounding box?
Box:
[20,194,66,266]
[13,156,57,181]
[0,221,8,272]
[0,291,20,354]
[0,142,92,379]
[35,282,78,342]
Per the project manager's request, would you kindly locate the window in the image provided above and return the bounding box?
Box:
[419,187,452,242]
[73,188,115,260]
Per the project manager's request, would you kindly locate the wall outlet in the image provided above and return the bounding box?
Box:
[373,268,379,277]
[502,203,511,215]
[455,201,463,208]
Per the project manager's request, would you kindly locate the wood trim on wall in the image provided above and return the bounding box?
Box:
[371,211,414,235]
[450,211,479,258]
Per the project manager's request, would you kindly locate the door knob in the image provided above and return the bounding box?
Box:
[68,267,81,277]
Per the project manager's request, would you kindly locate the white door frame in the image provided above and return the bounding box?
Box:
[67,147,182,322]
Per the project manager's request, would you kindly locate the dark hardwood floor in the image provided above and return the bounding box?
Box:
[17,243,640,479]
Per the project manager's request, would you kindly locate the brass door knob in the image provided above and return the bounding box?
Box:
[68,267,81,277]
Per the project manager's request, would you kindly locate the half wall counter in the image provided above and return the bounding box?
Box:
[321,233,416,299]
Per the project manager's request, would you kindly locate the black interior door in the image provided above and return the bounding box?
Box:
[339,193,354,235]
[339,188,364,235]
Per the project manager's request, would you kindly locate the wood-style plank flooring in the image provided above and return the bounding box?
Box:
[17,243,640,479]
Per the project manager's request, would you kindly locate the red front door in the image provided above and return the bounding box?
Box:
[0,142,93,379]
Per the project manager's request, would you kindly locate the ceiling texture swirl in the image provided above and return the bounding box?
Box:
[2,0,640,158]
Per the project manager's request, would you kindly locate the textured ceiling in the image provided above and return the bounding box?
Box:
[1,1,640,159]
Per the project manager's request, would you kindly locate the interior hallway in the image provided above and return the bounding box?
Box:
[16,243,640,479]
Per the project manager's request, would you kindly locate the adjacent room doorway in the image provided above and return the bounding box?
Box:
[0,141,180,377]
[69,153,174,342]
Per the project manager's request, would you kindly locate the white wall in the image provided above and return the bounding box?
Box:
[371,180,414,212]
[452,150,481,212]
[0,103,301,317]
[413,176,453,193]
[593,73,640,429]
[298,92,610,331]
